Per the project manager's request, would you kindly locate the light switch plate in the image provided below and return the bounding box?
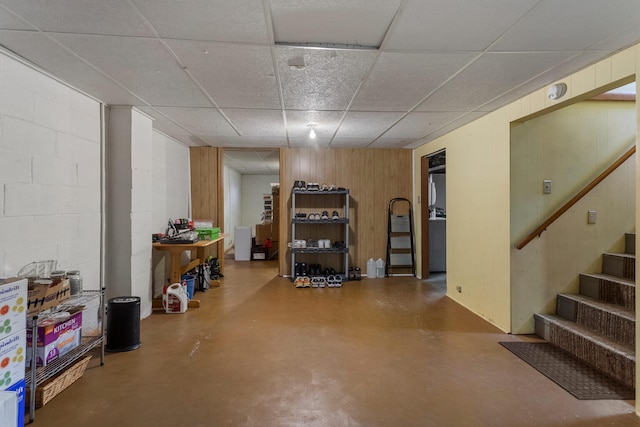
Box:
[588,210,597,224]
[543,180,552,194]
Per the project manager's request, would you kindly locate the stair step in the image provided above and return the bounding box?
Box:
[580,273,635,310]
[556,293,634,346]
[625,233,635,255]
[602,253,636,281]
[534,313,635,389]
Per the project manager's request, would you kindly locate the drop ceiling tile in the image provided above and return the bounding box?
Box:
[384,112,469,139]
[49,33,211,107]
[270,0,402,47]
[288,137,330,149]
[329,138,376,148]
[222,109,286,137]
[0,6,35,30]
[417,51,576,112]
[384,0,537,51]
[150,107,237,135]
[285,110,344,138]
[413,112,489,145]
[167,40,280,109]
[277,46,377,110]
[133,0,269,43]
[351,51,478,112]
[0,0,154,37]
[490,0,640,52]
[199,135,288,147]
[590,22,640,51]
[335,111,403,138]
[0,30,143,105]
[369,138,414,149]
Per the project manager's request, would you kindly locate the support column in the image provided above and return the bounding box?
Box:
[106,106,154,317]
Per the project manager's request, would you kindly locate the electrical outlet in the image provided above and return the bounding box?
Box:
[588,210,597,224]
[543,180,552,194]
[456,286,462,293]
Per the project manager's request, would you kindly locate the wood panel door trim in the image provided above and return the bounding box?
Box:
[421,155,430,279]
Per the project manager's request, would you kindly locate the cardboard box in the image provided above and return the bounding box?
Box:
[27,279,70,315]
[0,278,27,340]
[255,223,272,245]
[26,307,82,367]
[0,329,26,389]
[4,378,25,427]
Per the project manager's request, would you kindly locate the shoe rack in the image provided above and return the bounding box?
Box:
[290,187,350,281]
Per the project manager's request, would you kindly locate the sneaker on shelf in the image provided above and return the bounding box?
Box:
[321,183,329,191]
[307,183,320,191]
[335,275,343,287]
[332,211,340,220]
[294,277,304,288]
[321,211,329,220]
[327,275,335,287]
[303,276,311,288]
[328,184,337,191]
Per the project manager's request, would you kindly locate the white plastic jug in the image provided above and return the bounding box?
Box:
[366,258,376,278]
[164,283,188,314]
[376,258,385,278]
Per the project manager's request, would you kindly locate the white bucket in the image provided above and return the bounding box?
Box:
[164,283,188,314]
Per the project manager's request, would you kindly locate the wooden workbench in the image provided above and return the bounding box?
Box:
[152,233,229,308]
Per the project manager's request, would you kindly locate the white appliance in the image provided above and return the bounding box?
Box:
[234,227,252,261]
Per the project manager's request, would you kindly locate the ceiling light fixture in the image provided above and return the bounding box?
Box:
[547,82,567,100]
[308,124,317,139]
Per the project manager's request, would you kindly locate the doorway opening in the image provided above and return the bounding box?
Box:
[222,149,280,263]
[421,150,446,281]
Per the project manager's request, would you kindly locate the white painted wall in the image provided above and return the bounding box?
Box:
[223,165,242,251]
[241,174,278,236]
[510,100,636,333]
[0,51,102,287]
[151,131,190,295]
[413,44,639,335]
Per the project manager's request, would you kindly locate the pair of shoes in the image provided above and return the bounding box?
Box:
[349,267,355,281]
[354,267,362,280]
[295,212,307,219]
[308,263,322,276]
[318,239,331,249]
[332,211,340,220]
[308,213,321,220]
[327,275,343,287]
[295,276,311,288]
[332,241,345,249]
[289,240,307,249]
[293,180,306,190]
[307,183,320,191]
[321,211,329,220]
[323,267,336,276]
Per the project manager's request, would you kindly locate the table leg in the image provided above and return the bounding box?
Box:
[170,253,182,284]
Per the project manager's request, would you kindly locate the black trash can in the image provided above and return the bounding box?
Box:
[106,296,141,352]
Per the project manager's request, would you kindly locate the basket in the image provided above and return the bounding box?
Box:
[27,355,92,408]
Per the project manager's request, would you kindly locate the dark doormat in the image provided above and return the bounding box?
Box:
[499,341,635,400]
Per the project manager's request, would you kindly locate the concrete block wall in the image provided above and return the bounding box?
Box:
[151,131,190,297]
[0,52,102,286]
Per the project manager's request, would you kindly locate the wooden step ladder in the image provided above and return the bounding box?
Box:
[385,198,415,277]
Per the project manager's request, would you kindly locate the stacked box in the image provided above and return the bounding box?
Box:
[195,227,221,241]
[0,278,27,427]
[27,279,70,315]
[26,307,83,367]
[0,278,27,340]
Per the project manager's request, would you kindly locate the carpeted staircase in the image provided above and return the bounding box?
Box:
[534,232,636,390]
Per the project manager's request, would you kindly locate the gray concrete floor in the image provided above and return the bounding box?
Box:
[32,260,640,427]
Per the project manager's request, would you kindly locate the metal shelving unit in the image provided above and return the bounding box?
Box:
[290,188,350,280]
[27,288,106,423]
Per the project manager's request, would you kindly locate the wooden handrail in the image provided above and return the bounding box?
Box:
[516,145,636,250]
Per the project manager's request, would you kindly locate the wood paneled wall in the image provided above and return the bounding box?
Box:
[279,148,413,276]
[189,146,224,259]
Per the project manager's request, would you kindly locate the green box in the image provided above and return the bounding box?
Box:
[196,227,220,240]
